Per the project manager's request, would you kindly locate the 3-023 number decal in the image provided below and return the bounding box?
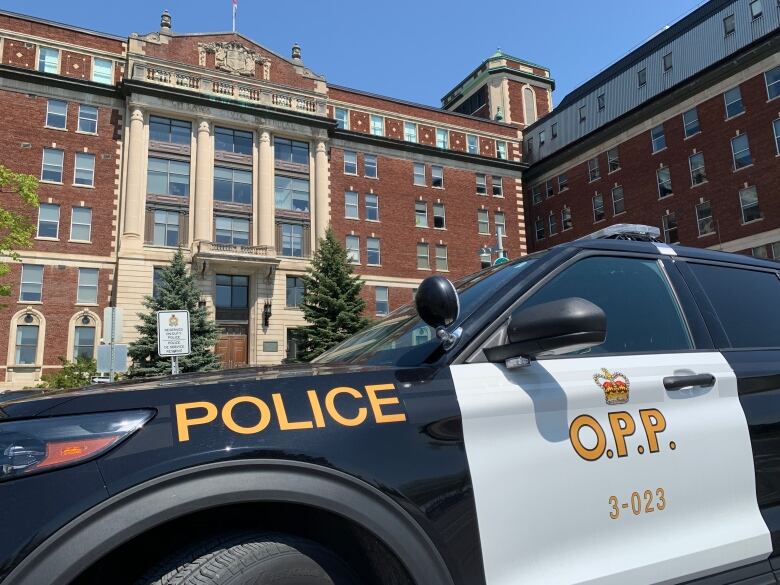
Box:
[609,488,666,520]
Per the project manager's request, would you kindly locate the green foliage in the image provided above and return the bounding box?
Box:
[0,165,39,302]
[296,227,369,362]
[39,357,97,389]
[127,248,219,377]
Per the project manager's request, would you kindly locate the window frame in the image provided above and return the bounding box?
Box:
[76,267,99,305]
[435,128,448,149]
[367,237,381,266]
[403,121,417,142]
[70,207,92,242]
[558,173,568,192]
[20,264,44,303]
[274,137,309,165]
[416,242,430,270]
[587,157,600,182]
[535,218,545,241]
[492,176,503,197]
[662,213,678,244]
[413,163,426,186]
[723,13,736,35]
[724,86,745,119]
[286,275,305,308]
[607,147,620,173]
[612,185,625,215]
[364,154,377,178]
[766,65,780,101]
[494,211,506,237]
[147,157,191,197]
[562,207,572,231]
[273,174,308,212]
[688,152,707,186]
[335,107,349,130]
[415,201,428,228]
[773,118,780,155]
[375,286,389,316]
[365,193,379,222]
[731,133,753,170]
[73,324,96,360]
[344,191,359,219]
[38,46,59,74]
[346,235,360,264]
[214,215,250,246]
[477,209,490,235]
[548,213,558,236]
[37,203,60,239]
[657,166,673,198]
[431,165,444,188]
[74,152,96,187]
[343,150,358,175]
[152,209,181,247]
[45,99,67,129]
[41,148,64,183]
[214,126,253,155]
[433,202,446,229]
[149,116,191,146]
[739,185,761,224]
[638,68,647,88]
[476,174,487,196]
[77,104,98,134]
[663,52,673,73]
[370,115,384,136]
[496,141,507,160]
[279,223,305,258]
[435,244,448,271]
[467,134,478,154]
[682,108,701,138]
[750,0,763,19]
[651,124,666,153]
[15,324,40,365]
[592,193,605,222]
[696,201,715,236]
[214,166,253,205]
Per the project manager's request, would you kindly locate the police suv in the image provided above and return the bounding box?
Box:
[2,225,779,585]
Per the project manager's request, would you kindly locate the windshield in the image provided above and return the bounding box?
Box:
[313,255,542,366]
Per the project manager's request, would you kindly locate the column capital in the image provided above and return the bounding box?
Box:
[260,130,271,144]
[129,107,144,123]
[315,139,328,154]
[197,119,212,134]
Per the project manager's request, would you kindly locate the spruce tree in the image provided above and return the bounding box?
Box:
[297,227,369,361]
[128,248,219,377]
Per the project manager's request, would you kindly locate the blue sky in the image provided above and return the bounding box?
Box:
[1,0,705,107]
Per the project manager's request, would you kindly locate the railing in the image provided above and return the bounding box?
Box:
[134,63,327,116]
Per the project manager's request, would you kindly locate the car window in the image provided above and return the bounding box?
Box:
[688,263,780,349]
[521,256,692,355]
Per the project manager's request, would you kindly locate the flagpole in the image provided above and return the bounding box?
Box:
[232,0,236,32]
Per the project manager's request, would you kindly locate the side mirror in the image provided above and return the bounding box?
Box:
[415,276,460,329]
[484,297,606,363]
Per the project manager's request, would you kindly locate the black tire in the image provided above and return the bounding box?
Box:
[136,532,361,585]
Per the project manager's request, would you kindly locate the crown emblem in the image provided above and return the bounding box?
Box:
[593,368,630,405]
[169,314,179,327]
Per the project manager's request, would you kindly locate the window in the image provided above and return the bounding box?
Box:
[404,122,417,142]
[766,65,780,100]
[46,99,67,129]
[724,13,736,35]
[366,193,379,221]
[344,150,357,174]
[531,184,542,205]
[214,167,252,204]
[346,235,360,263]
[436,129,448,149]
[274,138,309,165]
[539,131,546,145]
[558,173,568,192]
[467,134,478,154]
[492,177,503,197]
[657,167,673,198]
[15,325,39,365]
[578,105,586,123]
[433,202,445,229]
[607,147,620,172]
[549,213,558,235]
[287,328,304,360]
[597,94,605,111]
[216,275,248,308]
[416,243,429,269]
[70,207,92,241]
[551,123,558,139]
[662,213,678,244]
[724,87,744,118]
[527,137,534,153]
[38,47,59,73]
[413,163,425,186]
[37,203,60,238]
[435,245,448,271]
[688,263,780,348]
[638,68,647,88]
[495,212,506,237]
[335,107,349,130]
[73,325,96,359]
[92,58,113,84]
[153,210,180,246]
[739,186,761,223]
[689,152,707,185]
[773,119,780,154]
[344,191,359,219]
[20,264,43,302]
[365,154,377,178]
[663,52,673,72]
[149,116,191,145]
[651,125,666,153]
[545,180,554,199]
[535,218,545,241]
[476,174,487,195]
[696,201,714,236]
[41,148,64,182]
[587,157,600,182]
[750,0,763,19]
[286,276,305,307]
[562,207,572,231]
[370,115,383,136]
[367,237,381,265]
[431,165,443,188]
[279,223,305,257]
[215,216,250,245]
[148,158,190,196]
[274,176,309,211]
[477,209,489,234]
[523,256,692,354]
[496,141,507,160]
[523,87,537,124]
[215,127,253,155]
[78,104,98,133]
[375,287,389,316]
[74,153,95,187]
[612,186,625,215]
[77,268,99,304]
[731,134,753,170]
[415,202,428,227]
[592,193,604,222]
[683,108,700,138]
[152,267,165,300]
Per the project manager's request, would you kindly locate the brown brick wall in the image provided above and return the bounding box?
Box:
[0,13,125,54]
[60,49,91,80]
[2,37,36,70]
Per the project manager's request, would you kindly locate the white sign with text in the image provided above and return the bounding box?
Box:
[157,310,191,357]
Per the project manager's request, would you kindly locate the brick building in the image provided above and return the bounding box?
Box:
[0,9,549,385]
[522,0,780,257]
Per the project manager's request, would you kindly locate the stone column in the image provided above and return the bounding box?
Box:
[193,119,213,244]
[314,139,329,241]
[258,130,275,250]
[122,106,146,248]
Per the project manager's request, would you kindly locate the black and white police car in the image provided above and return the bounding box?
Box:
[2,224,780,585]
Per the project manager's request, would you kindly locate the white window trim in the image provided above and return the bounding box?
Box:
[435,245,448,272]
[37,46,60,74]
[657,167,673,198]
[7,308,46,369]
[70,207,93,242]
[369,115,384,136]
[343,151,358,176]
[37,203,60,239]
[731,134,753,171]
[724,87,745,119]
[435,128,448,149]
[364,154,378,179]
[433,203,446,230]
[367,238,381,266]
[77,104,99,135]
[773,118,780,156]
[346,235,360,264]
[695,201,715,237]
[344,191,359,220]
[688,152,707,186]
[404,121,417,143]
[415,202,429,228]
[431,165,444,189]
[416,243,430,270]
[73,152,96,187]
[365,193,380,222]
[19,264,44,303]
[651,126,666,153]
[45,99,67,130]
[766,66,780,101]
[739,186,761,224]
[91,57,113,84]
[466,134,479,154]
[76,268,99,305]
[477,210,490,235]
[335,107,349,130]
[562,208,572,231]
[41,148,64,184]
[592,193,605,222]
[413,163,426,186]
[607,148,620,173]
[682,108,701,138]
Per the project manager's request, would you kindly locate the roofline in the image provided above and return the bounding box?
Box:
[0,8,125,42]
[329,84,518,130]
[442,66,556,110]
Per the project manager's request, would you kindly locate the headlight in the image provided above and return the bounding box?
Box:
[0,409,154,481]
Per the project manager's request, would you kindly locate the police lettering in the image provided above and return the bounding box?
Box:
[569,408,670,462]
[175,383,406,442]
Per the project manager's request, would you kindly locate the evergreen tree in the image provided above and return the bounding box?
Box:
[297,227,369,361]
[128,248,219,377]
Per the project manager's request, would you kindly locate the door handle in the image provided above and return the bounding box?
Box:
[663,373,715,391]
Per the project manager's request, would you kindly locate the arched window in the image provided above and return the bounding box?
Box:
[523,87,537,125]
[7,308,46,367]
[68,311,101,361]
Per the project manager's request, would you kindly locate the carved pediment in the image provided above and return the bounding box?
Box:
[198,41,270,79]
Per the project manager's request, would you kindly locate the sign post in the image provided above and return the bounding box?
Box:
[157,310,191,375]
[103,307,124,382]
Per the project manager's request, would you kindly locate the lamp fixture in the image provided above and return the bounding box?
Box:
[262,302,272,328]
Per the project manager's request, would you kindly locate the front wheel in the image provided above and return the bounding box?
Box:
[137,532,361,585]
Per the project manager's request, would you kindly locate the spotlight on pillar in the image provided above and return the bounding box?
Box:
[262,302,272,328]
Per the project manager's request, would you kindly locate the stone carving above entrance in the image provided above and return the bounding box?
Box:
[198,41,271,79]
